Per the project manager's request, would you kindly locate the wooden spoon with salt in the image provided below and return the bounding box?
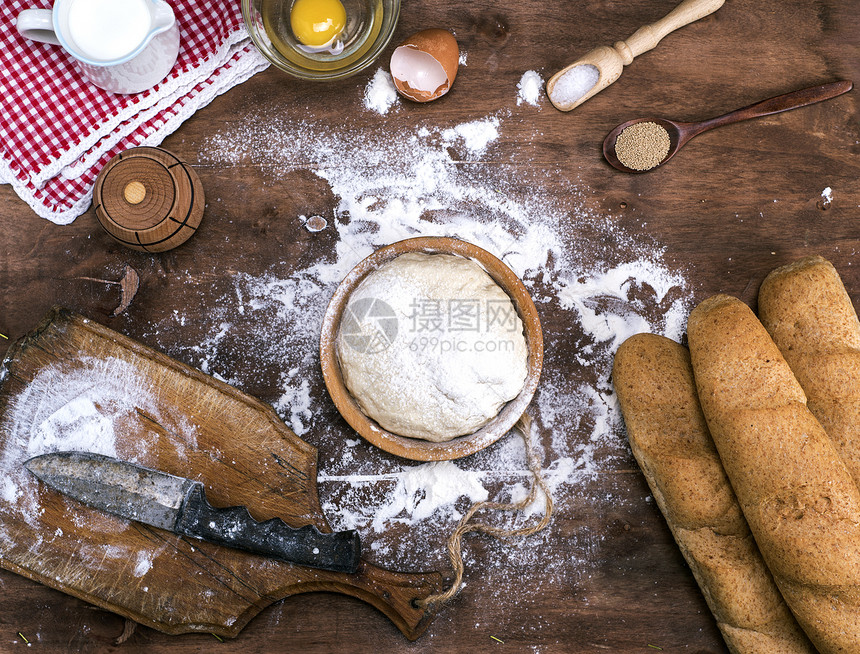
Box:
[603,80,854,173]
[547,0,725,112]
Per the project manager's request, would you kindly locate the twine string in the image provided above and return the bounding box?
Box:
[416,413,554,608]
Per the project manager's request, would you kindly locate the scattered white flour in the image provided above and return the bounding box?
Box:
[321,461,491,532]
[517,70,544,106]
[1,477,21,504]
[363,68,399,115]
[440,117,500,156]
[27,394,119,459]
[133,550,153,577]
[275,377,313,435]
[549,64,600,106]
[165,112,692,587]
[558,261,685,352]
[0,110,692,617]
[821,186,833,208]
[0,355,199,530]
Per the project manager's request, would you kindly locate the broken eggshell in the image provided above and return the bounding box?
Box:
[389,29,459,103]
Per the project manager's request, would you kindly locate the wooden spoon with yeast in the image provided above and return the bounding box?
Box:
[603,80,854,173]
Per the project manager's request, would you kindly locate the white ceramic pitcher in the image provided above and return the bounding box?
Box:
[17,0,180,94]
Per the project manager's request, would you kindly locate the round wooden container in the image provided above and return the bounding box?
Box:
[320,237,544,462]
[93,147,204,252]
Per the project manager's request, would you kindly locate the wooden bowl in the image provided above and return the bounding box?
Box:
[320,237,544,461]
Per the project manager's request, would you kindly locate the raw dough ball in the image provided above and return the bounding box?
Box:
[336,252,529,442]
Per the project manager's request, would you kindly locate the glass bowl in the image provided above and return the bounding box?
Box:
[241,0,401,81]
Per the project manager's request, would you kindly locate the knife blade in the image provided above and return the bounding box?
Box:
[24,451,361,574]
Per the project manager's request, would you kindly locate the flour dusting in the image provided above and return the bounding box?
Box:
[440,117,500,156]
[363,68,399,115]
[0,111,692,608]
[322,460,491,532]
[158,112,692,582]
[134,550,153,577]
[0,356,199,530]
[517,70,544,106]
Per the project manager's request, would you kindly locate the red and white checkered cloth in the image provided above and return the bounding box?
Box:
[1,0,269,224]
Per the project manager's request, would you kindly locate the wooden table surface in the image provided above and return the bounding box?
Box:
[1,0,859,651]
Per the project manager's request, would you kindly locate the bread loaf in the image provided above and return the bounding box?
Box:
[688,294,860,653]
[758,255,860,487]
[613,333,814,653]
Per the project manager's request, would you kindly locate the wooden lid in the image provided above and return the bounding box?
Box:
[93,146,204,253]
[320,237,544,462]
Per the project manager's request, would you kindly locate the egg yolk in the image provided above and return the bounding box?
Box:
[290,0,347,48]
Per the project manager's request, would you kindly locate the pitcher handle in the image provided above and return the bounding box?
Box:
[149,0,176,35]
[16,9,61,46]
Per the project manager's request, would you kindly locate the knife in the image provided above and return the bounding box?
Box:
[24,451,361,574]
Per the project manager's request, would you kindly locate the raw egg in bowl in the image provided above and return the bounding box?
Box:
[242,0,401,80]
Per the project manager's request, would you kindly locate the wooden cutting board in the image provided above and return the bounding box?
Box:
[0,307,442,639]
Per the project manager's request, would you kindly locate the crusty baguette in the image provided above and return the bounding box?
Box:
[758,255,860,487]
[688,294,860,654]
[613,333,814,653]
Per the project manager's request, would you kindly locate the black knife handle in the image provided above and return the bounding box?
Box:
[175,484,361,574]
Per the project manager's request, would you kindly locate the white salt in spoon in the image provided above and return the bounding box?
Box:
[547,0,725,112]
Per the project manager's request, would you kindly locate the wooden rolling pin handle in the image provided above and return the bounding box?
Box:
[615,0,725,63]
